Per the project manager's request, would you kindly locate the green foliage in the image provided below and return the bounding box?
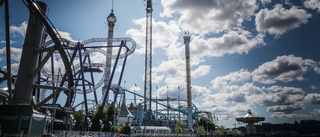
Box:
[175,120,184,133]
[218,125,226,134]
[198,126,206,134]
[103,103,116,132]
[90,104,108,131]
[120,125,131,135]
[89,104,116,132]
[199,116,215,133]
[112,125,119,133]
[73,110,85,130]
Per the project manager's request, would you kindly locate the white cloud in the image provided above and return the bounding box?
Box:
[205,104,253,120]
[3,63,20,75]
[191,85,211,99]
[129,84,141,92]
[10,21,28,37]
[304,0,320,13]
[211,69,251,91]
[252,55,309,84]
[310,85,318,89]
[153,59,185,77]
[267,103,304,114]
[126,19,181,54]
[248,85,305,114]
[161,0,257,34]
[260,0,272,5]
[0,47,22,62]
[255,4,312,35]
[305,93,320,104]
[190,29,265,58]
[152,73,165,84]
[191,65,211,79]
[0,40,17,44]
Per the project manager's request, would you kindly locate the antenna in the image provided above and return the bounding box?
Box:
[112,0,114,11]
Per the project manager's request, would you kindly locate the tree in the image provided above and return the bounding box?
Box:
[198,126,206,134]
[218,125,226,135]
[120,125,131,135]
[175,120,184,133]
[104,103,116,132]
[90,104,108,131]
[199,116,215,133]
[73,110,85,130]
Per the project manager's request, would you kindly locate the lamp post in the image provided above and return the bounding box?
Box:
[87,117,92,136]
[109,121,113,136]
[99,119,104,137]
[47,111,51,135]
[42,110,50,136]
[69,114,74,135]
[71,120,76,135]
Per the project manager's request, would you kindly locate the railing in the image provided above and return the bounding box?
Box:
[53,130,112,137]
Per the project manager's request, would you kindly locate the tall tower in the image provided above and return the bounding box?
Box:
[144,0,152,113]
[184,35,193,130]
[105,9,116,104]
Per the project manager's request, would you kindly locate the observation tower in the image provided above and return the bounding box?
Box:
[104,7,117,104]
[236,109,265,134]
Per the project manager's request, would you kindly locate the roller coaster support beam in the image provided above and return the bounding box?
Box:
[113,42,128,103]
[13,2,47,104]
[4,0,12,103]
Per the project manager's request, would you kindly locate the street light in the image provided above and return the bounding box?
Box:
[47,111,51,135]
[99,119,104,137]
[69,114,74,134]
[87,117,91,132]
[109,121,113,136]
[71,120,76,133]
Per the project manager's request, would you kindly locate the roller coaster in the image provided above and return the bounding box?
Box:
[0,1,215,135]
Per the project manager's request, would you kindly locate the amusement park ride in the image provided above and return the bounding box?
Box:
[0,0,214,135]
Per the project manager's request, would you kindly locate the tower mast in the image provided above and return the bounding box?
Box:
[184,35,193,130]
[105,0,117,105]
[144,0,152,113]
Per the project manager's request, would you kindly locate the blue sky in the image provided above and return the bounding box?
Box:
[1,0,320,128]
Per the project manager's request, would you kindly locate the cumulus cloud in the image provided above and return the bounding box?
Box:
[191,85,212,99]
[310,85,319,89]
[267,103,304,114]
[10,21,28,37]
[206,104,254,120]
[0,40,17,44]
[190,29,265,58]
[3,63,20,75]
[153,59,185,77]
[0,47,23,62]
[304,0,320,13]
[191,65,211,79]
[260,0,271,5]
[305,93,320,104]
[211,69,251,91]
[252,55,310,84]
[129,84,141,92]
[126,19,181,54]
[255,4,312,35]
[161,0,257,34]
[247,85,305,114]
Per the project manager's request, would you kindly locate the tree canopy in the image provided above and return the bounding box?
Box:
[89,104,116,132]
[199,116,215,133]
[175,120,185,133]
